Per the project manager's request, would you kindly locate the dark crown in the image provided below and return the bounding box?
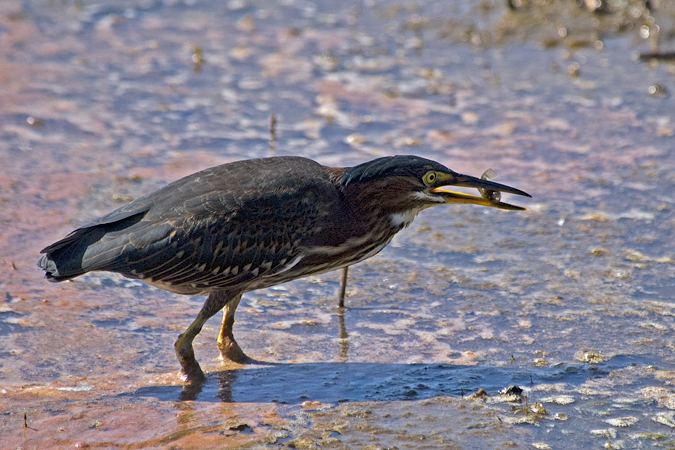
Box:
[342,155,450,186]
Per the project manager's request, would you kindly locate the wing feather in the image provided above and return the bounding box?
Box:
[39,157,350,290]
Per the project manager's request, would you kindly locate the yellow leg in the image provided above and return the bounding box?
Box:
[175,315,208,383]
[216,293,250,363]
[174,290,236,383]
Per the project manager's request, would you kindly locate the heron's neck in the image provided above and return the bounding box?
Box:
[332,174,422,233]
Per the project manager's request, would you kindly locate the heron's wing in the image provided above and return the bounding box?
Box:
[39,157,342,290]
[119,159,342,290]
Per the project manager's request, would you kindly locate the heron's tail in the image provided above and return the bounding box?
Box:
[38,211,149,282]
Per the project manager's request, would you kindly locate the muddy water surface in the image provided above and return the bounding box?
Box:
[2,0,675,448]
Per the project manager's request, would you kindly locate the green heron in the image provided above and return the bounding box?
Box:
[38,155,530,383]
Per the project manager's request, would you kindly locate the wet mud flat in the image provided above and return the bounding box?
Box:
[2,0,675,448]
[6,355,675,448]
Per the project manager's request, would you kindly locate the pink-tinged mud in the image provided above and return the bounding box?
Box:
[2,0,675,448]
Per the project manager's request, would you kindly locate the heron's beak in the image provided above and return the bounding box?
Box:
[430,173,531,211]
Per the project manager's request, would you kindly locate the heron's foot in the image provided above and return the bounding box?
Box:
[217,335,252,364]
[175,334,207,384]
[179,362,207,384]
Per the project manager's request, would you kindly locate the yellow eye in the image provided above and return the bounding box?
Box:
[423,171,437,186]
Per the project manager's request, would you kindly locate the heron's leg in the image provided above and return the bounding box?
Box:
[175,290,233,383]
[217,293,250,363]
[338,266,349,308]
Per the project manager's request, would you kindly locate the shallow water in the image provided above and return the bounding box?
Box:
[2,0,675,448]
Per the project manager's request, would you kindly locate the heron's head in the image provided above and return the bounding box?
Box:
[341,155,531,228]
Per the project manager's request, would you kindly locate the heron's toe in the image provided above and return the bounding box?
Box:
[217,336,252,364]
